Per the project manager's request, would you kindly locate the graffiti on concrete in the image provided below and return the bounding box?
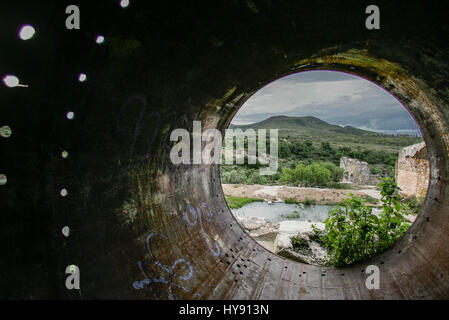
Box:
[184,202,220,257]
[133,232,193,300]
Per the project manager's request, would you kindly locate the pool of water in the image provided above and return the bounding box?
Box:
[232,201,382,223]
[231,202,335,222]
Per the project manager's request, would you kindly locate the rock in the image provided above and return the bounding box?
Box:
[309,241,329,262]
[235,216,328,265]
[278,247,327,266]
[405,214,417,223]
[276,221,324,252]
[235,216,279,238]
[277,249,317,265]
[236,216,265,231]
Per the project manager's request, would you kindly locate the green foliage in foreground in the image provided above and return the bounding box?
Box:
[313,177,411,267]
[225,196,264,209]
[337,195,379,206]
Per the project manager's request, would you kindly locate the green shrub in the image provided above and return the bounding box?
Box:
[314,177,411,267]
[402,196,425,215]
[291,236,309,254]
[303,198,316,206]
[284,198,300,205]
[279,162,343,188]
[369,165,382,175]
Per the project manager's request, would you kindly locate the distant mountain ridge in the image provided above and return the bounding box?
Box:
[229,116,383,136]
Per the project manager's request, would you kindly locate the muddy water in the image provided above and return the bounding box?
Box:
[232,202,335,222]
[232,201,382,222]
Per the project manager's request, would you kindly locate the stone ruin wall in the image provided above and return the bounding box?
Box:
[395,142,430,198]
[340,157,382,186]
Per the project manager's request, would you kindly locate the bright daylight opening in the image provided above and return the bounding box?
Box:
[221,70,429,267]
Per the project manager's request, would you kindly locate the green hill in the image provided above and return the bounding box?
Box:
[232,116,383,135]
[221,116,423,186]
[229,116,421,153]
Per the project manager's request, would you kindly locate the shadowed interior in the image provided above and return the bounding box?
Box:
[0,1,448,299]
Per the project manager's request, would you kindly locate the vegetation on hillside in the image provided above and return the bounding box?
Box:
[221,116,422,187]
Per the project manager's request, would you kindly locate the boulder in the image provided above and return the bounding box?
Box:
[277,249,317,265]
[276,221,324,252]
[309,241,329,262]
[235,216,279,238]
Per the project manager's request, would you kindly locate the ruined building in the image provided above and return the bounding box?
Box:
[395,142,430,198]
[340,157,382,185]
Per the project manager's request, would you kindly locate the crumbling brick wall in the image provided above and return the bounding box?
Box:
[395,142,430,198]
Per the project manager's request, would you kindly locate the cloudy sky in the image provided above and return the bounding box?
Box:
[232,70,421,136]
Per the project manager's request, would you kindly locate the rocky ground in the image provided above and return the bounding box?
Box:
[229,184,417,265]
[236,216,329,265]
[236,213,417,265]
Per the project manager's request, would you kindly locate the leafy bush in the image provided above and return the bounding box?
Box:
[314,177,411,266]
[279,162,344,188]
[303,198,316,206]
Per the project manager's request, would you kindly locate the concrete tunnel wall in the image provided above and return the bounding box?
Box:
[1,1,449,299]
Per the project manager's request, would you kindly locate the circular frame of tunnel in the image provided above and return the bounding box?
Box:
[1,2,448,300]
[220,66,432,266]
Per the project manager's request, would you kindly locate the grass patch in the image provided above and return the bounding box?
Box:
[304,198,316,206]
[291,236,310,255]
[279,210,302,219]
[225,196,264,209]
[284,198,300,205]
[337,183,352,190]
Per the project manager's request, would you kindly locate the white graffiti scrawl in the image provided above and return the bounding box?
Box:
[184,202,220,256]
[133,232,193,300]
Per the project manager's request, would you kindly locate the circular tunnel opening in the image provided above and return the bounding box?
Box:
[220,70,430,268]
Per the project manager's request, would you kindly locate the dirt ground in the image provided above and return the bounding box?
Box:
[222,184,381,205]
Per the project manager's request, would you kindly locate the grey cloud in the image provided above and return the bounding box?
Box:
[232,71,420,135]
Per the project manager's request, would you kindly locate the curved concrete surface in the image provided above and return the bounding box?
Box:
[1,1,448,299]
